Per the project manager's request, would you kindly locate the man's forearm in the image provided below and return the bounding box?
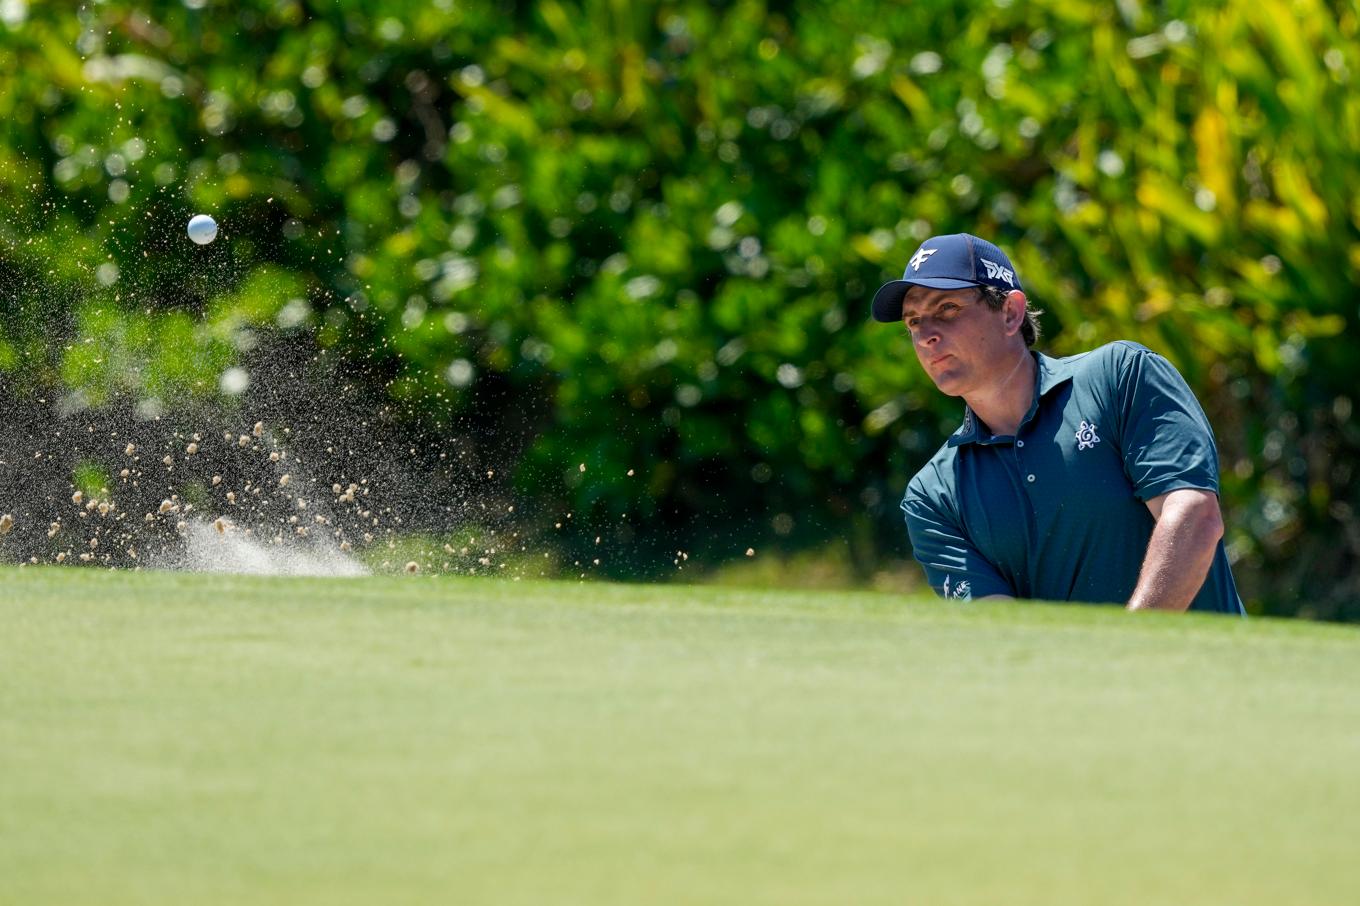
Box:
[1127,494,1224,612]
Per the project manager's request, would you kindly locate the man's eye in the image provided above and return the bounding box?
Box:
[905,318,920,329]
[939,304,958,314]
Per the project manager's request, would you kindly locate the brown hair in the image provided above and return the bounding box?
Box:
[978,286,1042,347]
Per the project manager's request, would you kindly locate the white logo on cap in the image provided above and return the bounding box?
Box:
[981,258,1015,286]
[909,247,937,271]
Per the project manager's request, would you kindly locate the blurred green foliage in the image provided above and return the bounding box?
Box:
[0,0,1356,617]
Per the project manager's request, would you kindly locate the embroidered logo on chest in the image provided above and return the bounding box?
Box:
[1075,420,1101,451]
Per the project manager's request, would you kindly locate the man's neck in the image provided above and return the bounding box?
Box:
[963,348,1037,438]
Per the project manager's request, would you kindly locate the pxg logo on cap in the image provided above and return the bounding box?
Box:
[871,233,1022,323]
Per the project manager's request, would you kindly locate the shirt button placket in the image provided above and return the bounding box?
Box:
[1015,435,1034,484]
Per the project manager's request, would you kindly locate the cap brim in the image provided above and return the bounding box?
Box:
[870,277,980,322]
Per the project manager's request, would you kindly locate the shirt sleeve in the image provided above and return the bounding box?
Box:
[902,490,1013,601]
[1114,347,1221,501]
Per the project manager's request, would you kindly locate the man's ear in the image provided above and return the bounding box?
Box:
[1004,290,1028,336]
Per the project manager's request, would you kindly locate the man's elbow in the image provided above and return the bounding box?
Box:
[1204,505,1224,545]
[1181,494,1224,549]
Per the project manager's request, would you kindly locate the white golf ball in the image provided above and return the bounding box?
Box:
[187,213,218,245]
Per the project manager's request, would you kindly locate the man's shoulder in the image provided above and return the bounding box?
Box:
[905,437,962,503]
[1042,341,1173,402]
[1048,340,1154,375]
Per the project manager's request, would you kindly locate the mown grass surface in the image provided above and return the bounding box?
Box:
[2,568,1358,905]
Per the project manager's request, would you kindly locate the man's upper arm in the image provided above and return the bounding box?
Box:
[1114,347,1221,501]
[902,490,1012,602]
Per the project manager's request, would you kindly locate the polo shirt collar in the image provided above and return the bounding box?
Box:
[947,351,1075,447]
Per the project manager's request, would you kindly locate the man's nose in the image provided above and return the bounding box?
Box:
[914,323,941,347]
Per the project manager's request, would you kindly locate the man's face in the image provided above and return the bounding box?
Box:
[901,286,1019,397]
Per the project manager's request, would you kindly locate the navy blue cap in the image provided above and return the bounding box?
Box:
[871,233,1022,323]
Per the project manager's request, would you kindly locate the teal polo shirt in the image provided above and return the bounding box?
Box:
[902,341,1244,614]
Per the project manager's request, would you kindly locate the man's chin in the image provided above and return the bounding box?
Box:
[928,370,967,397]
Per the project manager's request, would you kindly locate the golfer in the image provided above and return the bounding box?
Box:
[872,233,1243,613]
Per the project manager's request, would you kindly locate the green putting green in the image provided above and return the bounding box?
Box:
[2,568,1357,905]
